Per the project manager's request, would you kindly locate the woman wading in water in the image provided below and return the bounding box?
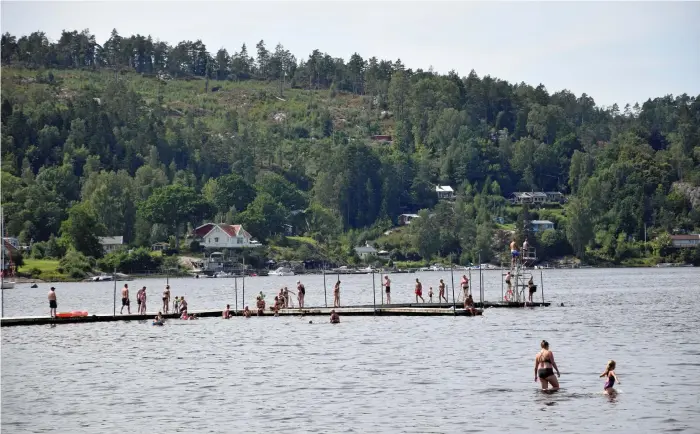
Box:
[534,340,560,392]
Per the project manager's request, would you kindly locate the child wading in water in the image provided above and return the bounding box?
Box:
[600,360,620,393]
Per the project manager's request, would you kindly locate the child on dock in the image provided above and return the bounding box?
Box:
[600,360,620,393]
[428,287,434,303]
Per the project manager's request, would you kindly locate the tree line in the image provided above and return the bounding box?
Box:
[1,28,699,269]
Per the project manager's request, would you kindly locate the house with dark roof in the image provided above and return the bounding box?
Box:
[193,223,260,249]
[670,234,700,248]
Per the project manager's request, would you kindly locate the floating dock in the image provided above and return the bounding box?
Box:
[0,300,549,327]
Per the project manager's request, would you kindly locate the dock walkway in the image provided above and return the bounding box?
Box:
[1,301,548,327]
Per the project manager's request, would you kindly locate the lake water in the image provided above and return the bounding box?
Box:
[2,268,699,433]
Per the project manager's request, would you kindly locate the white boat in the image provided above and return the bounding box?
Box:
[1,280,15,289]
[269,267,295,276]
[214,271,232,278]
[90,274,113,282]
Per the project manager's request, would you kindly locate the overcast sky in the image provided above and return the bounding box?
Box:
[2,1,699,107]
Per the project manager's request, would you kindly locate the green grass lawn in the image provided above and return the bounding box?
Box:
[287,236,318,246]
[21,259,60,273]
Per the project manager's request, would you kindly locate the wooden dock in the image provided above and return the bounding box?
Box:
[0,300,550,327]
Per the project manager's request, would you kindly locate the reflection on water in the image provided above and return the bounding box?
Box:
[2,268,700,433]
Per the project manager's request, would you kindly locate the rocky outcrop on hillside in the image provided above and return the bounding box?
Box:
[672,182,700,209]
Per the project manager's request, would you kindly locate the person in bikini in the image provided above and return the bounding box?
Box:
[464,294,477,315]
[333,280,341,307]
[438,279,448,303]
[48,287,57,318]
[415,278,425,303]
[600,360,620,394]
[162,285,171,314]
[534,340,560,392]
[120,284,131,314]
[384,276,391,304]
[460,274,469,298]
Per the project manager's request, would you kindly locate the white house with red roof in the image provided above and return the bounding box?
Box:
[193,223,260,249]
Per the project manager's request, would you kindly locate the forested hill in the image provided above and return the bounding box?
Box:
[2,29,700,269]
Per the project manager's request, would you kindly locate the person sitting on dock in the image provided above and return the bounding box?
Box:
[333,280,341,307]
[120,284,131,315]
[330,310,340,324]
[464,294,477,315]
[162,285,171,314]
[384,276,391,304]
[428,286,434,303]
[243,306,252,318]
[223,304,230,319]
[297,281,306,308]
[510,239,519,269]
[438,279,447,303]
[528,276,537,303]
[460,275,469,298]
[415,278,425,303]
[48,286,57,318]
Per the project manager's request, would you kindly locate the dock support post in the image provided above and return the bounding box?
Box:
[501,263,504,302]
[372,270,376,313]
[242,256,245,310]
[113,267,117,316]
[540,269,545,306]
[234,277,238,315]
[323,264,327,308]
[450,259,456,315]
[479,253,483,307]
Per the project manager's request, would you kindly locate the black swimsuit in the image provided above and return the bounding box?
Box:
[537,355,554,379]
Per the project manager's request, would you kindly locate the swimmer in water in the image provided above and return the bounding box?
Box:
[243,306,251,318]
[155,311,163,322]
[330,310,340,324]
[534,340,560,392]
[600,360,620,393]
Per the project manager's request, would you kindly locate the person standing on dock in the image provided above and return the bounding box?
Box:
[384,276,391,304]
[415,278,425,303]
[428,286,434,302]
[460,274,469,298]
[48,287,57,318]
[510,239,519,269]
[162,285,171,314]
[528,276,537,304]
[333,280,341,307]
[137,286,147,314]
[120,284,131,314]
[179,296,188,315]
[297,281,306,308]
[438,279,447,303]
[522,238,529,257]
